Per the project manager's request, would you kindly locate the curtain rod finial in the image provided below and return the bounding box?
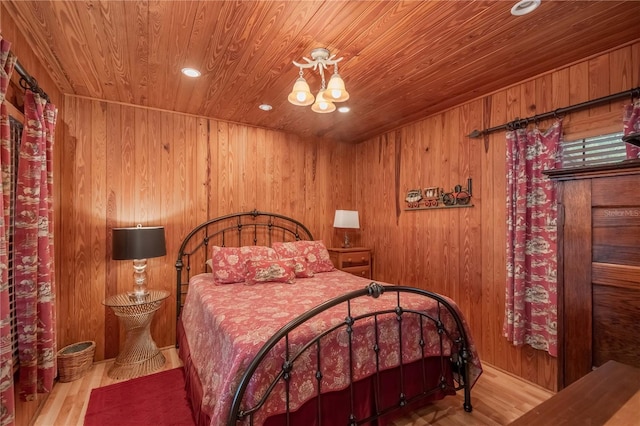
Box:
[468,130,482,139]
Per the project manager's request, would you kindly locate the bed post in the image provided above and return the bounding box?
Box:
[175,257,183,346]
[462,346,472,412]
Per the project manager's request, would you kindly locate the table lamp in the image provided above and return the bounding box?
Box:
[112,225,166,300]
[333,210,360,248]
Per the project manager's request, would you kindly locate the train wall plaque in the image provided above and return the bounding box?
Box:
[405,178,473,210]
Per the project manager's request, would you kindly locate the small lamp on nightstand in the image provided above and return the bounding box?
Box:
[112,224,166,301]
[333,210,360,248]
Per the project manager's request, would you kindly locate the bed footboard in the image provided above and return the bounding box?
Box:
[228,282,476,425]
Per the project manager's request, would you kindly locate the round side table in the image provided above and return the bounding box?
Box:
[103,289,170,380]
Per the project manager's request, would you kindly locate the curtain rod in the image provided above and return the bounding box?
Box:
[468,86,640,139]
[14,59,50,102]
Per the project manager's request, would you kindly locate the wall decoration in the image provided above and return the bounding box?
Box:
[405,178,473,210]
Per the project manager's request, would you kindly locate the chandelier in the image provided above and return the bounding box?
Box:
[288,48,349,113]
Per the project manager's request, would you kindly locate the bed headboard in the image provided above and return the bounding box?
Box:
[175,210,314,317]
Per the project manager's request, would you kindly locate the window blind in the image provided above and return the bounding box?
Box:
[8,116,21,372]
[560,131,626,168]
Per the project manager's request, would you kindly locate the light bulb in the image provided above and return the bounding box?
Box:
[311,89,336,113]
[181,67,201,77]
[331,89,341,99]
[296,92,306,102]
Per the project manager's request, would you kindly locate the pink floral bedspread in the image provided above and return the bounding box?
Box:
[180,270,482,425]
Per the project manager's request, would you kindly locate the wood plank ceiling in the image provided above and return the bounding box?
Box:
[4,0,640,143]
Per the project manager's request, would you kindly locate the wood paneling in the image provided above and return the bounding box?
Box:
[4,1,640,143]
[356,41,640,391]
[59,96,356,361]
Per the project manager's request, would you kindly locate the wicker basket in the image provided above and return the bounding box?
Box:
[57,341,96,382]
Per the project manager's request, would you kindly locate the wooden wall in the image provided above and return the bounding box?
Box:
[355,40,640,391]
[59,97,357,360]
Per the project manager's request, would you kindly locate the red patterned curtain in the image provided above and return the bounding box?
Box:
[504,120,562,357]
[623,100,640,159]
[14,89,57,401]
[0,36,17,426]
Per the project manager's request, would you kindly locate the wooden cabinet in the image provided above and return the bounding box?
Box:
[328,247,372,279]
[547,162,640,388]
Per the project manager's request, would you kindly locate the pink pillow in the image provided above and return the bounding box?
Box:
[245,259,296,285]
[282,256,314,278]
[272,241,334,273]
[211,245,278,284]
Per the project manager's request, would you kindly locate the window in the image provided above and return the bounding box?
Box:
[8,115,21,372]
[560,131,626,169]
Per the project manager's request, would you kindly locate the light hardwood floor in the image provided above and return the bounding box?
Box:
[34,347,553,425]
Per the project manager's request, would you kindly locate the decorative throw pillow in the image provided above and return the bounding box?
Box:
[272,240,334,273]
[245,259,296,285]
[211,245,278,284]
[281,256,314,278]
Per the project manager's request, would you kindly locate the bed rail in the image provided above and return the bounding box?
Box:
[175,210,314,320]
[228,282,474,425]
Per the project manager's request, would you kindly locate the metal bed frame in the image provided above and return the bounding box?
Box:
[175,210,473,425]
[175,210,313,318]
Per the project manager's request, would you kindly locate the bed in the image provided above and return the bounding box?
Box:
[175,210,482,426]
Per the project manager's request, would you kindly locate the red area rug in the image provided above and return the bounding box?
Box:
[84,367,195,426]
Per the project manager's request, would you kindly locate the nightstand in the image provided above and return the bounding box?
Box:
[103,289,169,380]
[328,247,372,279]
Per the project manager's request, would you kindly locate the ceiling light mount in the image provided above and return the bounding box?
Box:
[309,47,332,62]
[288,48,349,113]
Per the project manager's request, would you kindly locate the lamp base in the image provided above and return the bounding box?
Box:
[130,258,149,302]
[342,232,351,248]
[127,290,150,303]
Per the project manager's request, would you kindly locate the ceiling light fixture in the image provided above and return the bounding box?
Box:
[511,0,541,16]
[288,48,349,114]
[259,104,273,111]
[338,106,350,113]
[181,67,201,77]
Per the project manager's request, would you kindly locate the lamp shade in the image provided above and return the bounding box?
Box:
[288,77,315,106]
[333,210,360,229]
[311,90,336,113]
[327,73,349,102]
[112,226,166,260]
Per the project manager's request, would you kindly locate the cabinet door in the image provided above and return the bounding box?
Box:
[560,171,640,388]
[591,176,640,369]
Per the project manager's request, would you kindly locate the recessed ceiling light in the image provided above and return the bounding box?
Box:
[338,106,350,113]
[181,67,201,78]
[511,0,540,16]
[259,104,273,111]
